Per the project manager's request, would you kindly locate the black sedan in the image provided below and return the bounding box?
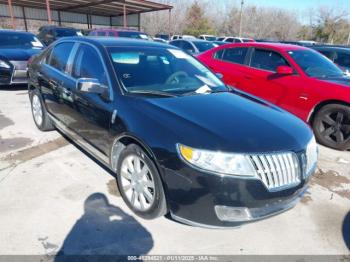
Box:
[28,37,318,227]
[0,30,44,86]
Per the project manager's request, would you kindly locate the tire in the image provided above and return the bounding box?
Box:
[116,144,168,219]
[29,89,55,131]
[313,104,350,150]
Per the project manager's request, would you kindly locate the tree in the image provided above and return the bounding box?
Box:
[182,1,215,37]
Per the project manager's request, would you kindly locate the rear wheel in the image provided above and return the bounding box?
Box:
[116,144,167,219]
[29,89,54,131]
[313,104,350,150]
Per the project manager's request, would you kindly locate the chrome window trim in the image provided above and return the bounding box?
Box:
[42,40,114,101]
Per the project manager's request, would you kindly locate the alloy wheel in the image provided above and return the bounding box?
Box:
[120,155,155,211]
[32,94,43,126]
[319,111,350,144]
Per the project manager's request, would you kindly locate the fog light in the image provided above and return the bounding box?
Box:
[215,206,252,222]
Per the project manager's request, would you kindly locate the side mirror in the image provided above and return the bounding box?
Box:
[276,66,294,75]
[77,78,105,94]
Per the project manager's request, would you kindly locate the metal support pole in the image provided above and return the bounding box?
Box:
[58,11,62,26]
[168,9,172,38]
[110,16,112,28]
[7,0,15,29]
[123,4,127,28]
[138,13,141,31]
[45,0,52,24]
[239,0,244,37]
[22,6,28,32]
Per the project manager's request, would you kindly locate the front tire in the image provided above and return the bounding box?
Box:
[313,104,350,150]
[116,144,168,219]
[29,89,54,131]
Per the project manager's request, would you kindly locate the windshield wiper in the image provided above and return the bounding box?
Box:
[129,90,177,97]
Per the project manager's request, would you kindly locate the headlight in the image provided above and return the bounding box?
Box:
[0,60,10,69]
[305,136,318,176]
[177,144,257,177]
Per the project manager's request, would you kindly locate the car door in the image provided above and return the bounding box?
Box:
[206,47,250,87]
[243,48,304,112]
[39,42,76,125]
[68,43,115,155]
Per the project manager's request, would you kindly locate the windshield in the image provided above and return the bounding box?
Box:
[55,28,78,37]
[288,50,343,78]
[193,41,216,52]
[0,33,43,49]
[108,47,227,96]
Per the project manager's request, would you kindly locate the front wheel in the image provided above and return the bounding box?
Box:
[313,104,350,150]
[116,144,168,219]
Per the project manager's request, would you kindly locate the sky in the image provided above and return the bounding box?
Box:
[217,0,350,24]
[245,0,350,11]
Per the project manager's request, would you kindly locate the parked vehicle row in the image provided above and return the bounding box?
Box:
[28,37,318,227]
[198,42,350,150]
[0,30,44,86]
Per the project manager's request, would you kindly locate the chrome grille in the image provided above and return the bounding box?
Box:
[249,152,301,191]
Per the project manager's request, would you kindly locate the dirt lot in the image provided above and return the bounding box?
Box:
[0,87,349,256]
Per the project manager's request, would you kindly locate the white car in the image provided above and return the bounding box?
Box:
[171,35,196,41]
[198,35,217,41]
[217,37,254,43]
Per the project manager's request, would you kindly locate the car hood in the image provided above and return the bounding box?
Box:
[130,92,313,153]
[0,48,42,61]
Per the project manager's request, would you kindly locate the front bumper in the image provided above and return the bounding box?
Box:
[0,61,28,85]
[161,161,311,228]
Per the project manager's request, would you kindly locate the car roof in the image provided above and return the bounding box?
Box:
[59,36,174,49]
[92,29,143,33]
[0,30,35,36]
[313,46,350,52]
[221,42,309,51]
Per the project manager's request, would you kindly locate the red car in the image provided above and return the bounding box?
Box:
[198,43,350,150]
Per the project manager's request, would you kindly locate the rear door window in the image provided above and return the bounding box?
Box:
[97,31,106,36]
[250,49,289,72]
[49,42,74,72]
[220,47,249,65]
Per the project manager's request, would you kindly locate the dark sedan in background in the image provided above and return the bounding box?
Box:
[312,45,350,76]
[0,30,44,86]
[27,37,317,227]
[169,39,217,55]
[37,26,80,46]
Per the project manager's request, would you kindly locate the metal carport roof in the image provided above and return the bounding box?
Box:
[0,0,173,17]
